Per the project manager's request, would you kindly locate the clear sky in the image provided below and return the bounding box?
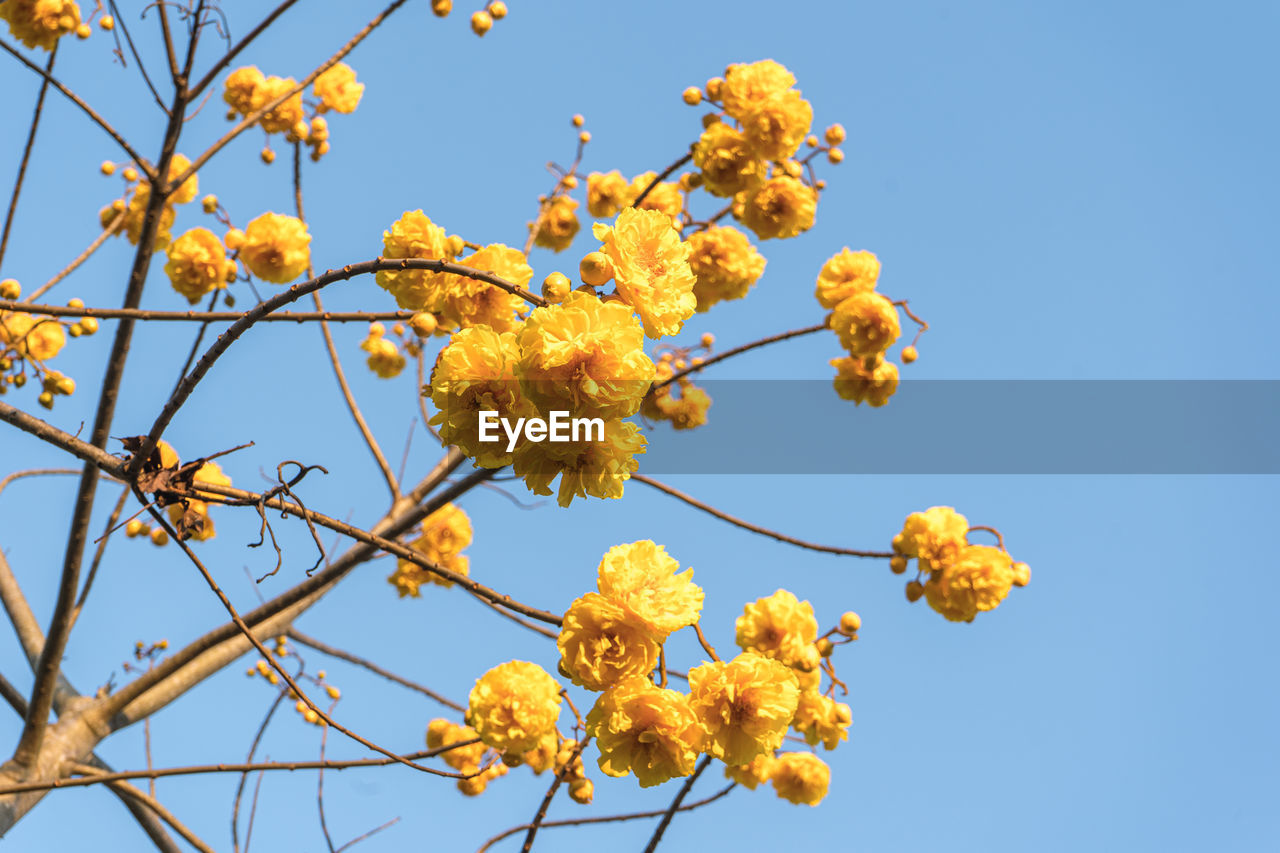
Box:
[1,1,1276,851]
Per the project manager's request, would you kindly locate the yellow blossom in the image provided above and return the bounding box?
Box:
[586,677,703,787]
[249,75,305,135]
[831,355,898,407]
[164,154,199,205]
[815,248,881,309]
[791,691,851,750]
[829,291,900,358]
[428,326,536,468]
[725,754,775,790]
[223,66,264,117]
[924,544,1019,623]
[740,89,813,162]
[592,208,696,339]
[686,225,767,311]
[375,210,458,310]
[313,62,364,114]
[505,730,558,775]
[0,312,64,362]
[721,60,797,121]
[644,384,712,430]
[361,333,405,379]
[626,172,683,220]
[587,170,629,218]
[735,589,818,667]
[516,290,655,419]
[118,184,175,249]
[388,503,472,596]
[769,752,830,805]
[557,592,661,691]
[735,175,816,241]
[0,0,80,50]
[426,718,487,772]
[467,661,562,754]
[688,653,800,765]
[240,213,311,284]
[898,506,969,572]
[693,121,765,198]
[165,460,230,542]
[438,243,531,332]
[165,228,230,305]
[532,195,580,252]
[512,417,646,508]
[595,540,703,641]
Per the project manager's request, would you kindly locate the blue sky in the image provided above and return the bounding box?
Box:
[1,1,1276,851]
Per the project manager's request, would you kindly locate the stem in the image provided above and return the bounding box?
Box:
[641,756,712,853]
[0,45,56,274]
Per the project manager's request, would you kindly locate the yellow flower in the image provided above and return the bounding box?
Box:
[693,122,765,198]
[627,172,683,220]
[720,60,797,121]
[924,544,1019,623]
[166,460,231,542]
[467,661,562,754]
[645,384,712,430]
[769,752,830,806]
[831,355,898,407]
[829,291,900,358]
[532,195,580,252]
[596,540,703,641]
[512,417,646,508]
[898,506,969,572]
[223,66,264,116]
[240,213,311,284]
[586,677,703,788]
[791,691,851,750]
[725,754,775,790]
[165,228,230,305]
[119,184,176,249]
[456,763,508,797]
[587,170,629,218]
[557,592,661,691]
[592,208,696,339]
[688,653,800,766]
[686,225,767,312]
[249,75,304,134]
[165,154,199,206]
[516,290,655,420]
[428,326,536,468]
[438,243,531,332]
[0,0,80,51]
[0,312,65,362]
[426,718,487,772]
[313,62,364,114]
[360,333,405,379]
[735,175,816,241]
[503,730,558,774]
[388,503,472,596]
[816,248,881,309]
[375,210,458,311]
[735,589,818,667]
[740,90,813,162]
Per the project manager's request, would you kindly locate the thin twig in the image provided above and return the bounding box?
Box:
[0,45,56,273]
[232,685,291,853]
[520,737,590,852]
[630,151,693,209]
[0,468,79,501]
[335,816,400,852]
[287,629,464,712]
[651,322,828,391]
[0,301,419,322]
[23,209,126,303]
[641,756,712,853]
[188,0,305,99]
[67,767,217,853]
[107,0,169,113]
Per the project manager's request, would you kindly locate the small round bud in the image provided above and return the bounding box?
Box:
[541,272,571,304]
[316,670,327,680]
[309,116,329,138]
[80,317,99,335]
[701,112,721,129]
[408,312,438,336]
[690,356,704,366]
[827,147,845,164]
[835,703,852,725]
[578,251,614,287]
[901,345,918,364]
[891,533,907,553]
[806,135,819,148]
[680,171,702,190]
[1011,562,1031,587]
[0,279,19,300]
[290,119,310,141]
[100,161,116,176]
[69,324,83,338]
[795,645,821,673]
[673,358,687,370]
[325,685,341,700]
[201,194,218,214]
[816,637,834,657]
[487,1,507,19]
[781,159,803,179]
[100,15,115,30]
[302,709,319,724]
[125,519,145,538]
[568,778,594,804]
[224,228,245,250]
[75,23,90,39]
[470,10,492,35]
[430,0,452,17]
[682,86,703,106]
[150,527,169,546]
[578,131,592,144]
[391,323,406,337]
[705,77,724,100]
[571,114,584,128]
[905,580,924,603]
[815,179,827,190]
[839,611,862,635]
[889,555,908,574]
[0,357,10,370]
[260,147,275,164]
[699,332,715,348]
[68,298,85,309]
[562,174,579,189]
[13,374,26,388]
[367,321,386,337]
[445,234,467,256]
[122,167,139,182]
[825,123,847,145]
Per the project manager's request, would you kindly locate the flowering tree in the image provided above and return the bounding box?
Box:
[0,2,1030,850]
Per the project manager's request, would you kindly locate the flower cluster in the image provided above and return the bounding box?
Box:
[388,503,473,597]
[99,155,201,252]
[641,334,715,431]
[223,63,363,161]
[892,507,1031,622]
[0,285,94,409]
[244,636,343,727]
[1,0,82,50]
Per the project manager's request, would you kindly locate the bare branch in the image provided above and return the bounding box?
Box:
[287,629,464,712]
[0,45,56,273]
